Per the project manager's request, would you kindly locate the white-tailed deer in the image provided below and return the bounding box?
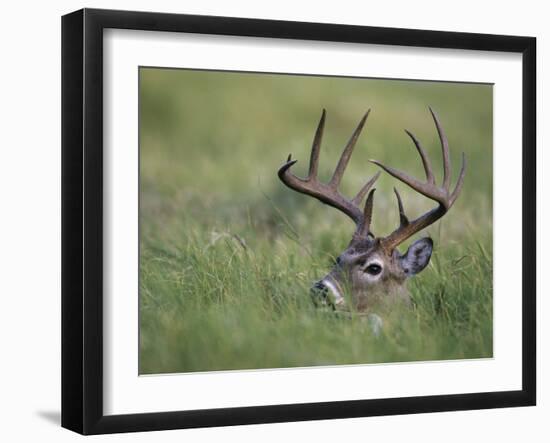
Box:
[278,108,466,314]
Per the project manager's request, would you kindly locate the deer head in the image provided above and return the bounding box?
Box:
[278,108,466,313]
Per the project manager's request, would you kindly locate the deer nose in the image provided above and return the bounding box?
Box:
[310,278,344,308]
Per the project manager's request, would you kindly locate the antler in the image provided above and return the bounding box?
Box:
[278,110,380,238]
[370,107,466,252]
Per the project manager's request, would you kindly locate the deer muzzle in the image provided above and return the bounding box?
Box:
[310,276,345,309]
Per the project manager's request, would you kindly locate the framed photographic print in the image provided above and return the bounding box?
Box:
[61,8,536,435]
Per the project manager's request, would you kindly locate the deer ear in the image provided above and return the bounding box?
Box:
[399,237,433,276]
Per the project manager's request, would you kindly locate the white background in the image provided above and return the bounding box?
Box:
[0,0,546,441]
[104,30,523,415]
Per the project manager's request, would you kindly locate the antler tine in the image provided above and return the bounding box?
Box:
[329,110,370,188]
[404,130,435,185]
[307,109,326,179]
[369,107,466,251]
[429,107,451,190]
[352,171,381,206]
[450,152,467,205]
[278,110,379,234]
[393,187,409,227]
[356,189,376,238]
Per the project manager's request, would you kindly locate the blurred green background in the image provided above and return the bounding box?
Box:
[139,68,493,374]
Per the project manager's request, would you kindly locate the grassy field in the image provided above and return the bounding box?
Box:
[139,68,493,374]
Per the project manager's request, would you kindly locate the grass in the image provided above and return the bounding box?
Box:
[139,68,493,374]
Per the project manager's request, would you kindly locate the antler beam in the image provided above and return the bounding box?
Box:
[370,107,466,252]
[278,110,380,238]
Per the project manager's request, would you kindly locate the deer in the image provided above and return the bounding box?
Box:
[278,108,466,320]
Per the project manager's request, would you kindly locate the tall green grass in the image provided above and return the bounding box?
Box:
[139,68,493,374]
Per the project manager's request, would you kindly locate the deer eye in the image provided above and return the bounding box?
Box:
[365,264,382,275]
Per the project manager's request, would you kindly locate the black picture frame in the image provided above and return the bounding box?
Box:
[61,8,536,435]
